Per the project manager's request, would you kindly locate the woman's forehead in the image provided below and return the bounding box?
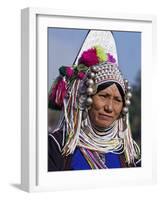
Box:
[97,83,122,96]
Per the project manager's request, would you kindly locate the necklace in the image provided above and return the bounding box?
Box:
[78,115,124,153]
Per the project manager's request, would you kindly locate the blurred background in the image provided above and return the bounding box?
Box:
[48,28,141,150]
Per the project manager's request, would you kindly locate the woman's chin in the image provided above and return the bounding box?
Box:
[94,121,112,129]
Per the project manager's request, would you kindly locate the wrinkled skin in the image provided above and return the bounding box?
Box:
[89,83,123,130]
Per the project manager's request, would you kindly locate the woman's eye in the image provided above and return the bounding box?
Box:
[115,98,122,103]
[99,94,106,98]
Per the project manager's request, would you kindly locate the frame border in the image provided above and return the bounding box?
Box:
[21,7,157,192]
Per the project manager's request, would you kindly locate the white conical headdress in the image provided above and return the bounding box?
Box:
[74,30,118,65]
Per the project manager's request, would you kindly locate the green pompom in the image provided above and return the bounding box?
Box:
[94,45,107,63]
[76,64,88,72]
[59,66,66,76]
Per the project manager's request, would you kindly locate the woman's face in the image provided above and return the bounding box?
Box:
[88,83,123,129]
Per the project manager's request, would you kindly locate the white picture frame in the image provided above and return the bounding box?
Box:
[21,7,157,192]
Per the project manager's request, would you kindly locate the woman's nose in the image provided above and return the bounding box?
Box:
[104,101,113,113]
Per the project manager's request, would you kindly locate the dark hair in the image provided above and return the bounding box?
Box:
[97,82,125,105]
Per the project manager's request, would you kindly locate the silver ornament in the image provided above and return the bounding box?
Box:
[125,99,131,106]
[91,66,98,72]
[86,79,94,86]
[86,97,93,105]
[87,72,95,78]
[127,85,132,91]
[124,79,129,84]
[127,92,132,99]
[86,87,94,95]
[122,107,128,114]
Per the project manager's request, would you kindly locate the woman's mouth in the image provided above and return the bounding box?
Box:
[98,113,113,120]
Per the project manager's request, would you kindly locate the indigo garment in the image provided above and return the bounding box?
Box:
[71,148,121,170]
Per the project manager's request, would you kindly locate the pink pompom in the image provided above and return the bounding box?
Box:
[66,67,74,78]
[78,48,99,67]
[77,71,85,79]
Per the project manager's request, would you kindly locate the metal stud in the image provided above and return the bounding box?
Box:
[86,97,93,105]
[127,85,132,91]
[86,87,94,95]
[86,79,94,86]
[124,79,129,84]
[127,92,132,99]
[125,99,131,106]
[87,72,95,79]
[122,107,128,114]
[91,66,98,72]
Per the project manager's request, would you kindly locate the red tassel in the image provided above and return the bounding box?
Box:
[49,77,67,108]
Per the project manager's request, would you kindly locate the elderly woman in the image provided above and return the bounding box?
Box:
[48,45,141,171]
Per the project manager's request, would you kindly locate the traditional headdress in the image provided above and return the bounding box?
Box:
[49,32,140,166]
